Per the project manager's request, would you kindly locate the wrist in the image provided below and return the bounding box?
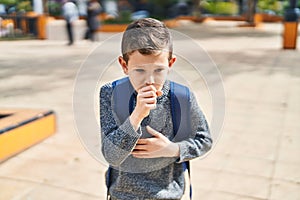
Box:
[169,142,180,157]
[129,110,143,131]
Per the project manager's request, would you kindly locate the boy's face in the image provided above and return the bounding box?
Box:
[119,51,176,92]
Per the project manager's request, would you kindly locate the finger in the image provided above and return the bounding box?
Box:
[136,139,148,145]
[137,101,156,110]
[146,126,160,137]
[131,149,147,154]
[137,92,156,100]
[156,90,163,97]
[131,151,150,158]
[147,103,156,110]
[139,85,157,93]
[146,85,157,92]
[138,93,157,101]
[132,151,161,159]
[146,91,157,97]
[133,145,147,150]
[138,91,157,98]
[138,98,157,107]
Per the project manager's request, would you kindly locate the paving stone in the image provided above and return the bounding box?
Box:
[0,178,36,200]
[214,172,270,199]
[189,167,220,191]
[204,190,261,200]
[270,180,300,200]
[274,162,300,183]
[222,155,274,178]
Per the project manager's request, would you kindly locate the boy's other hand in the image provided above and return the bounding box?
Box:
[131,126,180,158]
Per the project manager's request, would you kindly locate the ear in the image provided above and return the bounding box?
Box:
[118,56,128,75]
[168,55,176,68]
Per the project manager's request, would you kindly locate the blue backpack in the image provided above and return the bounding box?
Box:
[106,77,193,199]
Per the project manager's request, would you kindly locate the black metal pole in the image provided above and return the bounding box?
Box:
[238,0,243,15]
[284,0,299,22]
[290,0,297,8]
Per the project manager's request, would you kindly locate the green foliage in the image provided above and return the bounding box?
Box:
[104,0,179,23]
[103,11,133,24]
[148,0,178,20]
[202,1,239,15]
[48,1,61,16]
[0,0,17,6]
[17,0,32,12]
[0,0,32,12]
[149,0,177,7]
[257,0,284,15]
[283,0,300,8]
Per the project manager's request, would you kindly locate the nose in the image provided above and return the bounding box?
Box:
[146,75,155,85]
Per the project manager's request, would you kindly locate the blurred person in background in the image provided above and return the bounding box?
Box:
[84,0,102,42]
[62,0,79,45]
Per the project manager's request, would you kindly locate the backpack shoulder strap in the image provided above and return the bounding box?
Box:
[170,81,193,200]
[170,81,191,141]
[112,77,135,124]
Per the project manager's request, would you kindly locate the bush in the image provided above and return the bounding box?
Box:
[257,0,284,15]
[17,0,32,12]
[103,10,132,24]
[48,1,61,16]
[202,1,238,15]
[0,0,32,12]
[0,0,17,6]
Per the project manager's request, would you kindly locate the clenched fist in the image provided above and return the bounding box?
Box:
[130,85,162,130]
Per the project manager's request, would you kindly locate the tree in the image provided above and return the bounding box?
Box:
[0,0,33,13]
[192,0,201,17]
[193,0,201,17]
[246,0,257,24]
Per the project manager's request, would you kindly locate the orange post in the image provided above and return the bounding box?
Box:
[37,15,47,39]
[254,13,263,27]
[20,18,28,33]
[283,22,298,49]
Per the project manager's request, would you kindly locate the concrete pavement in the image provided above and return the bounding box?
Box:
[0,20,300,200]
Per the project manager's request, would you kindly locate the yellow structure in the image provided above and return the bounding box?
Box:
[0,109,56,162]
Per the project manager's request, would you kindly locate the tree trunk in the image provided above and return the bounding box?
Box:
[246,0,257,24]
[192,0,201,17]
[43,0,48,14]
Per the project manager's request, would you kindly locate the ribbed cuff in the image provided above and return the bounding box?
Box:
[119,117,142,149]
[176,141,189,163]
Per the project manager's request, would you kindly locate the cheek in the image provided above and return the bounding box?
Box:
[155,71,169,82]
[129,76,144,91]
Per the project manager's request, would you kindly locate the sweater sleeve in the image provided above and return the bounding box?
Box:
[100,83,141,167]
[176,92,212,163]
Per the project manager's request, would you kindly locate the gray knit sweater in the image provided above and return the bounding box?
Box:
[100,79,212,200]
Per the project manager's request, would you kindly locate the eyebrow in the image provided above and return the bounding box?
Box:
[131,64,168,68]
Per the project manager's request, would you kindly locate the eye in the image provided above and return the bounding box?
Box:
[155,68,164,73]
[135,69,145,73]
